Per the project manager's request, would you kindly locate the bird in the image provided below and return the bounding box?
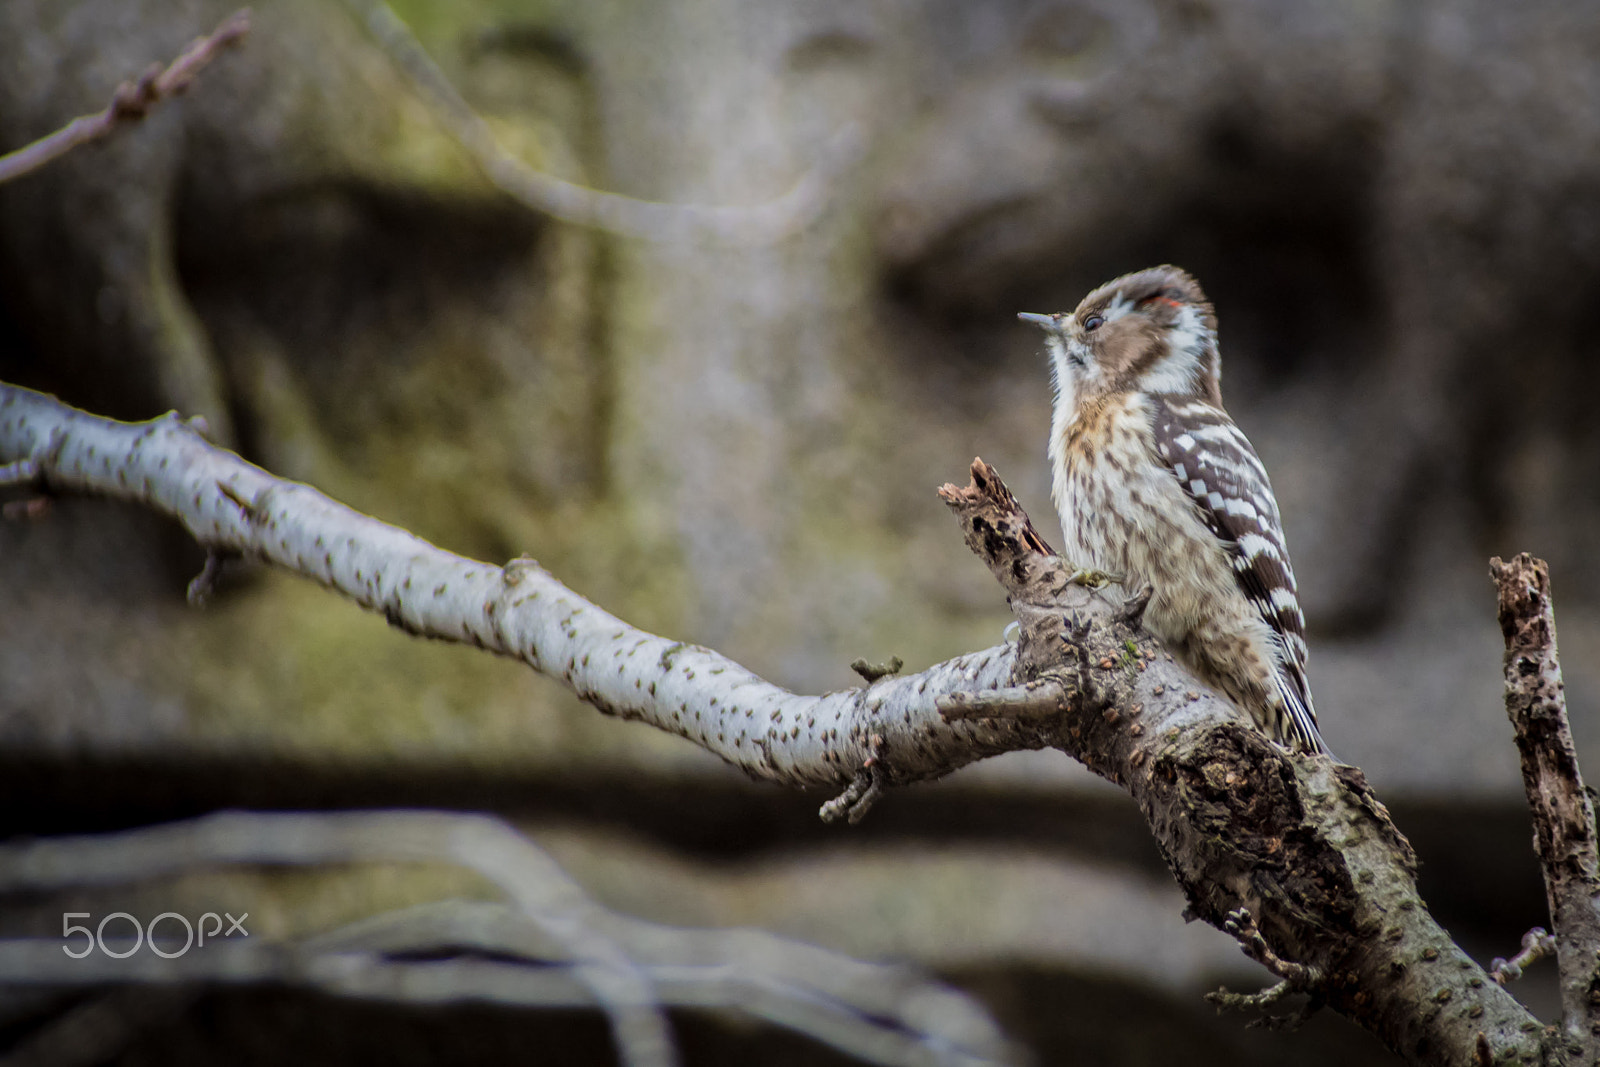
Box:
[1018,265,1329,755]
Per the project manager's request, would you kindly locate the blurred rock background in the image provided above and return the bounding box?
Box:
[3,0,1598,1061]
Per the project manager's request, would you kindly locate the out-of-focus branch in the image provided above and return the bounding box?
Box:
[0,809,673,1067]
[1491,553,1600,1050]
[0,10,250,186]
[0,813,1015,1067]
[350,0,861,245]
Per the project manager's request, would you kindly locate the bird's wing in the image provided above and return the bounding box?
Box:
[1149,396,1325,754]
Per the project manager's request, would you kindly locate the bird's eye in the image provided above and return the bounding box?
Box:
[1083,315,1104,332]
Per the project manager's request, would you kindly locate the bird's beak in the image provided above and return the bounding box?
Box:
[1017,312,1055,328]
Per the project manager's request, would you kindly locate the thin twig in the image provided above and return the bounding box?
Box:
[1490,927,1557,985]
[185,551,227,607]
[819,734,887,824]
[1221,907,1319,987]
[0,10,250,185]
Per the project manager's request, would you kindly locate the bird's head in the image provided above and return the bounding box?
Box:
[1020,265,1221,411]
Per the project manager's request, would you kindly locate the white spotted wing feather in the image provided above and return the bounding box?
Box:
[1150,397,1326,754]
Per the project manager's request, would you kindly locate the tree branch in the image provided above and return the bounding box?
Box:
[1491,553,1600,1048]
[0,10,250,185]
[0,385,1038,817]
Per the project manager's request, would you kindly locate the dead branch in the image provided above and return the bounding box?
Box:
[1491,553,1600,1044]
[0,10,250,185]
[1490,927,1557,985]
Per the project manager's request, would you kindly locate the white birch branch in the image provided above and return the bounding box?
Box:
[0,384,1043,817]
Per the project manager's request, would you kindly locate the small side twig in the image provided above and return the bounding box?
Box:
[1210,977,1297,1013]
[936,679,1069,724]
[186,551,228,606]
[937,458,1057,565]
[850,656,903,684]
[1206,907,1324,1031]
[1490,926,1557,985]
[1221,907,1317,985]
[0,10,251,185]
[819,735,886,825]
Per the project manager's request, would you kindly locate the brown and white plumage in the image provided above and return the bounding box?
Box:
[1020,265,1328,755]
